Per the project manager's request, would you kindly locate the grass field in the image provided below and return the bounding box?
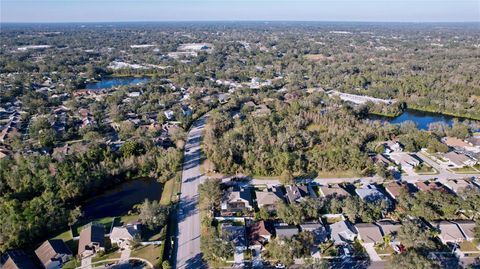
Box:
[132,244,163,268]
[451,166,480,174]
[316,170,359,178]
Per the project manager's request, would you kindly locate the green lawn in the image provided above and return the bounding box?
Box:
[316,170,359,178]
[160,178,176,205]
[459,241,480,252]
[414,163,438,175]
[375,245,395,255]
[450,166,480,174]
[132,244,163,268]
[62,258,81,269]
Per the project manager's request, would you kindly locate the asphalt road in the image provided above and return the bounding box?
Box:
[245,151,479,186]
[174,116,207,269]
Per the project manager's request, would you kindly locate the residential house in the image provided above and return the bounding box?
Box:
[388,153,420,169]
[255,187,284,212]
[454,220,476,242]
[443,179,478,195]
[431,221,465,244]
[443,137,480,153]
[466,136,480,152]
[355,184,389,204]
[247,221,273,250]
[415,180,448,193]
[300,222,328,243]
[285,185,311,204]
[318,184,350,199]
[443,151,477,168]
[384,141,404,153]
[355,223,384,246]
[384,181,416,200]
[181,105,192,117]
[77,223,105,258]
[376,220,402,243]
[221,187,253,214]
[217,93,230,104]
[164,110,175,120]
[373,154,392,167]
[1,250,37,269]
[329,220,357,245]
[35,240,72,269]
[221,223,247,251]
[274,223,299,239]
[252,104,271,117]
[110,224,141,249]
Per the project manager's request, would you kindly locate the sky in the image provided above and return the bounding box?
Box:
[1,0,479,23]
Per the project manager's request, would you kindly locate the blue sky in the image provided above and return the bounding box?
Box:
[1,0,479,23]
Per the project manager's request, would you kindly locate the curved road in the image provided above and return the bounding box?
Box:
[174,116,207,269]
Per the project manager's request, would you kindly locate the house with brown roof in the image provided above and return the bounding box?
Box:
[415,180,448,193]
[35,240,72,269]
[384,181,416,200]
[355,223,384,246]
[318,184,350,199]
[1,250,37,269]
[247,221,273,250]
[77,223,105,258]
[442,137,480,153]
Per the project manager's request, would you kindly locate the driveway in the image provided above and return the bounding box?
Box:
[80,256,92,269]
[174,116,208,269]
[119,248,131,262]
[233,247,244,267]
[362,244,382,262]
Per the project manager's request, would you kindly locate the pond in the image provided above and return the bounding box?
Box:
[369,109,469,130]
[82,179,162,220]
[85,77,149,90]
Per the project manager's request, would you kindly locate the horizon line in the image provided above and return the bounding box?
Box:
[2,19,480,24]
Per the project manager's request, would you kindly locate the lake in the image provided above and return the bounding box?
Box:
[82,179,162,219]
[370,109,466,130]
[85,77,149,90]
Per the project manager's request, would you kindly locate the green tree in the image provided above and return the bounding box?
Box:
[390,250,440,269]
[280,170,294,185]
[264,238,294,266]
[198,179,222,214]
[135,199,169,230]
[397,220,435,249]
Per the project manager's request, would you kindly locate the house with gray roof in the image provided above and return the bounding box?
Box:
[285,185,311,204]
[255,187,284,212]
[431,221,465,244]
[454,220,476,242]
[355,184,389,204]
[300,222,328,243]
[274,223,299,239]
[329,220,357,245]
[318,184,350,198]
[221,187,253,214]
[355,223,383,245]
